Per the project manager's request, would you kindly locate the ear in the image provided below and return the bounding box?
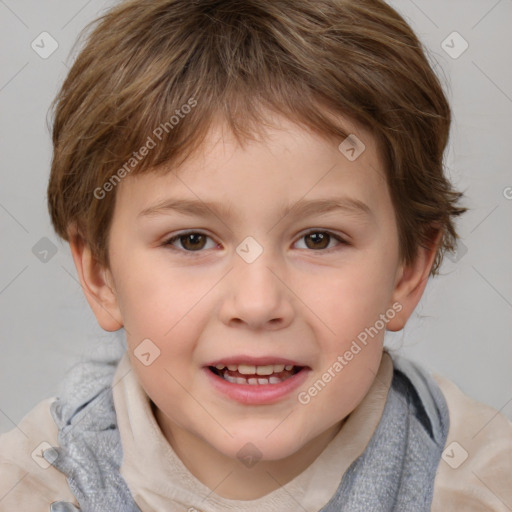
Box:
[386,228,442,332]
[68,227,123,331]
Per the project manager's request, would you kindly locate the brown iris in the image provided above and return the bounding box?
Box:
[304,232,330,250]
[178,233,207,251]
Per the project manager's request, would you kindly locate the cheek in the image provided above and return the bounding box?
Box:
[129,355,202,440]
[296,345,382,435]
[315,263,395,342]
[113,252,208,336]
[304,256,392,407]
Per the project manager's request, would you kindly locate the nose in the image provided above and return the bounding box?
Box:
[218,246,294,331]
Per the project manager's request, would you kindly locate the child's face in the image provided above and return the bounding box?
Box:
[84,112,422,464]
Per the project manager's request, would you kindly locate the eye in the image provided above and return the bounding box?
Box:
[294,230,349,252]
[163,231,218,253]
[163,229,350,255]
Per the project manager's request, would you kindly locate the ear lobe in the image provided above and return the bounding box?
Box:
[68,230,123,332]
[387,229,443,332]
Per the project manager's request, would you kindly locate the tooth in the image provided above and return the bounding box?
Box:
[257,378,269,384]
[238,364,256,375]
[227,365,237,371]
[215,364,225,370]
[224,374,237,383]
[247,378,259,385]
[284,365,293,371]
[269,376,282,384]
[256,365,274,375]
[273,364,285,373]
[235,377,247,385]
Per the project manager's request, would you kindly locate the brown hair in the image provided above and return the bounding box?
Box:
[47,0,467,275]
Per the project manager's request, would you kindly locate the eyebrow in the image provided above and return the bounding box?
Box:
[137,196,373,222]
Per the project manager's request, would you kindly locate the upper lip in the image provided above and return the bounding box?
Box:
[205,356,308,368]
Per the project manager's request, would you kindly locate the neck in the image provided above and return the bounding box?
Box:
[154,403,344,500]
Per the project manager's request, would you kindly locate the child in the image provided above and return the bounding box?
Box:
[1,0,511,510]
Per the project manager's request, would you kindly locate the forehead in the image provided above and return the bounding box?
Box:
[115,112,392,225]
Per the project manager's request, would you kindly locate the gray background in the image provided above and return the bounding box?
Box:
[1,0,511,435]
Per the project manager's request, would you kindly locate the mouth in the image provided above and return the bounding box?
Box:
[204,358,311,404]
[208,363,304,385]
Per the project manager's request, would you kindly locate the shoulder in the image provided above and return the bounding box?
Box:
[432,373,512,511]
[0,397,78,510]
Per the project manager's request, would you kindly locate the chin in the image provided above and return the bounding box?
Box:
[211,430,307,463]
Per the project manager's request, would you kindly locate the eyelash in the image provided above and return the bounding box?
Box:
[162,230,350,256]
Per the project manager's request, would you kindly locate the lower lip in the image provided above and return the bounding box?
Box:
[204,367,310,405]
